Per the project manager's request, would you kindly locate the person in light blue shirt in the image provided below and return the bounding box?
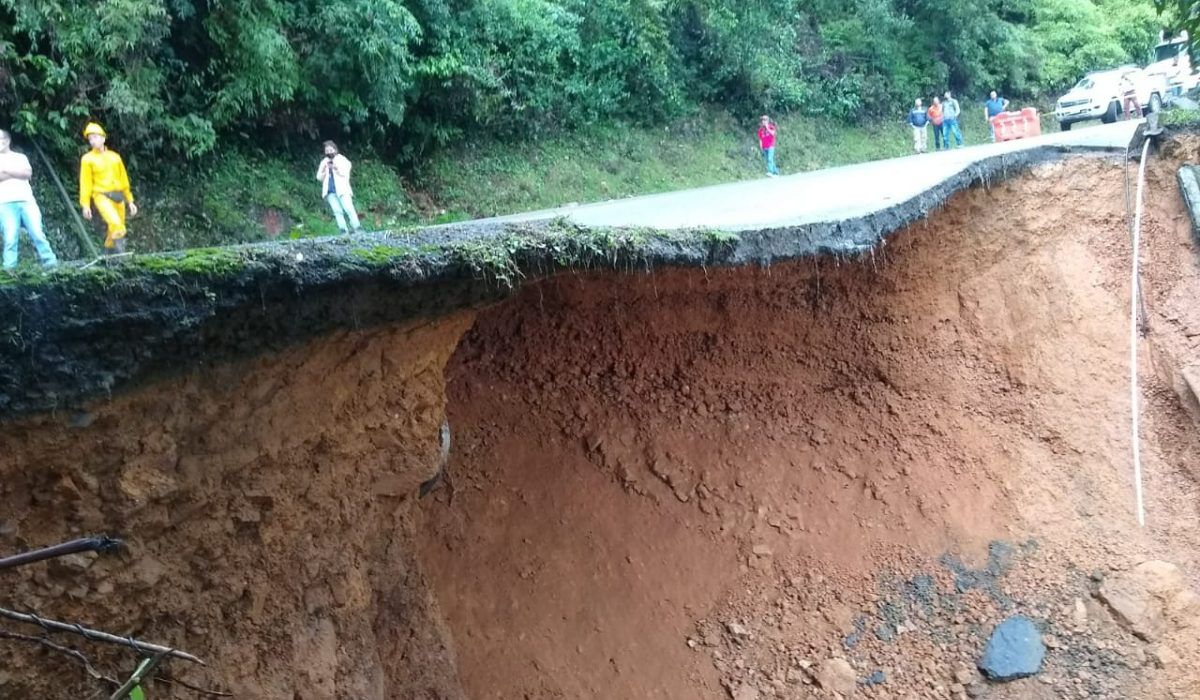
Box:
[985,91,1010,141]
[942,90,964,148]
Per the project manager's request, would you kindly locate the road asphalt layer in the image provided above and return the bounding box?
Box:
[492,121,1142,231]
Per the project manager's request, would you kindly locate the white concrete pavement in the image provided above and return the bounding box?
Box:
[487,120,1141,232]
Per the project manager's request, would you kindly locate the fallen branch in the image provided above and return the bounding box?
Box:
[108,651,168,700]
[31,138,100,258]
[0,535,124,572]
[0,628,120,686]
[0,607,204,665]
[80,252,134,270]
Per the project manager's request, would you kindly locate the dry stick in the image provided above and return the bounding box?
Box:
[0,628,121,686]
[155,673,234,698]
[79,251,134,270]
[108,650,168,700]
[0,607,204,665]
[30,139,100,258]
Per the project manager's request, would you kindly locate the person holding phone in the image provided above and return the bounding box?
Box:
[316,140,363,234]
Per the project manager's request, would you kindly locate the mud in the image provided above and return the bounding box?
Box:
[3,140,1200,699]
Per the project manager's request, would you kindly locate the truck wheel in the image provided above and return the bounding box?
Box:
[1101,100,1119,123]
[1059,121,1072,131]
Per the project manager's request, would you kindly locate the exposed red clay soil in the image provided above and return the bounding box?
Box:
[418,147,1200,699]
[0,316,476,699]
[2,143,1200,699]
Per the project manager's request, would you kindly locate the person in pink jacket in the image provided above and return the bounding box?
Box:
[756,115,780,177]
[316,140,363,234]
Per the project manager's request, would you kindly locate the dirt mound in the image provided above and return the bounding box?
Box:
[3,146,1200,699]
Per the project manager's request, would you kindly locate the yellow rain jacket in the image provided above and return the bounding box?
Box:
[80,148,135,247]
[79,149,134,209]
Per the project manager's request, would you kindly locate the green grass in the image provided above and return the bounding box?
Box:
[131,247,245,276]
[1161,108,1200,127]
[0,217,743,295]
[416,110,919,220]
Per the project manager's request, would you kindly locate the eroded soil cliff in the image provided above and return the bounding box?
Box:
[3,143,1200,699]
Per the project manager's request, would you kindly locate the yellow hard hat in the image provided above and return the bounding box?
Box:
[82,122,106,139]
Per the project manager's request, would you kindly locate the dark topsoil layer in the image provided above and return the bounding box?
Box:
[0,132,1147,418]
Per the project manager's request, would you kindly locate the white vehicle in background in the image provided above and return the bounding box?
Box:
[1148,31,1199,96]
[1054,66,1167,130]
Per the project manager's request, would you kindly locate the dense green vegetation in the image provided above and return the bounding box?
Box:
[1,0,1167,159]
[0,0,1178,260]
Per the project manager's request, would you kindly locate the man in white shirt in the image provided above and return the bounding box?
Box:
[316,140,363,234]
[0,129,58,270]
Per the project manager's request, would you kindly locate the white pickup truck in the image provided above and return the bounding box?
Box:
[1054,67,1166,130]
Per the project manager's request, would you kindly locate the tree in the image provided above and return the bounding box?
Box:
[0,0,1170,163]
[1154,1,1197,54]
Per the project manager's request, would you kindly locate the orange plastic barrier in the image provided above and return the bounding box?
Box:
[990,112,1022,141]
[1021,107,1041,137]
[990,108,1040,142]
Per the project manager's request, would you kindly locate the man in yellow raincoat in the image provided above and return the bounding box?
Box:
[79,123,138,253]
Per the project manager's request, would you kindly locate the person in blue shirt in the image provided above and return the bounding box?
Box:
[984,91,1010,142]
[908,98,929,153]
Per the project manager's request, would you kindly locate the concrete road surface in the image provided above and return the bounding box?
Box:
[488,121,1141,232]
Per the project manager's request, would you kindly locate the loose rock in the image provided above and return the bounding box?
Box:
[49,551,98,576]
[978,616,1045,681]
[1097,561,1186,641]
[1149,645,1179,669]
[1072,598,1088,627]
[814,657,856,695]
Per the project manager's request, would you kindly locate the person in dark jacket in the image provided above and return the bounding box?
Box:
[908,98,929,153]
